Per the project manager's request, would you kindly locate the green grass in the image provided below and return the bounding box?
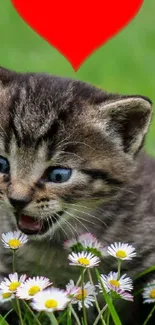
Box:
[0,0,155,154]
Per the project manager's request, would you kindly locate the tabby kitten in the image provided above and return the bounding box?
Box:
[0,66,154,324]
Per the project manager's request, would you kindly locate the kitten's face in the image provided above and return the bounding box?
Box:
[0,68,152,239]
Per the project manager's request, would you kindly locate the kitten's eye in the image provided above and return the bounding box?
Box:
[47,167,72,183]
[0,156,10,174]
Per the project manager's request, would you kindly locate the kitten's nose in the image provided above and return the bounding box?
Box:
[8,197,31,210]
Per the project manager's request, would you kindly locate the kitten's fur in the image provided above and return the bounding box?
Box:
[0,67,155,324]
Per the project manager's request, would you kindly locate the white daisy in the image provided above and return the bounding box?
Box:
[2,231,28,250]
[16,276,52,300]
[66,280,96,310]
[31,287,70,312]
[66,280,79,298]
[143,281,155,303]
[68,251,100,268]
[0,290,15,304]
[64,238,78,250]
[98,272,133,292]
[107,242,136,260]
[78,233,106,257]
[0,272,26,293]
[78,233,98,247]
[108,286,133,302]
[64,233,106,257]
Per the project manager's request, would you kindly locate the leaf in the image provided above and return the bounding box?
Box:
[135,266,155,280]
[0,315,9,325]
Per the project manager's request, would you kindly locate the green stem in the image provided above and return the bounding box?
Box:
[16,298,24,325]
[70,305,81,325]
[22,300,42,325]
[67,306,72,325]
[37,311,43,320]
[81,268,88,325]
[107,310,110,325]
[88,269,105,325]
[76,268,86,286]
[46,312,59,325]
[12,250,16,273]
[117,260,121,280]
[93,305,108,325]
[57,309,68,324]
[143,304,155,325]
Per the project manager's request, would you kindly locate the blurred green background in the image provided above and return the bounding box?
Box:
[0,0,155,154]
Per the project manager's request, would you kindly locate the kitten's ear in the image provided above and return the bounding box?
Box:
[100,96,153,156]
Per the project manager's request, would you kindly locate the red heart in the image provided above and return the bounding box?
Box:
[11,0,143,71]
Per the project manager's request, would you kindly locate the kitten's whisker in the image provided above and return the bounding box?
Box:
[59,214,78,237]
[67,207,109,228]
[67,202,109,215]
[63,208,96,226]
[54,212,68,239]
[63,203,112,227]
[63,209,90,233]
[68,214,97,226]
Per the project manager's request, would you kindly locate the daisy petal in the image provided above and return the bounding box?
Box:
[68,251,100,268]
[66,280,96,310]
[2,231,28,250]
[16,276,52,300]
[31,288,70,312]
[97,272,133,292]
[106,242,136,260]
[143,281,155,303]
[0,272,26,293]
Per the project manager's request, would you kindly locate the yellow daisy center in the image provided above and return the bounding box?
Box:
[9,281,20,291]
[8,239,21,249]
[109,279,120,287]
[76,289,87,300]
[77,257,90,266]
[28,286,40,296]
[45,299,58,308]
[2,292,12,299]
[116,250,127,259]
[150,289,155,299]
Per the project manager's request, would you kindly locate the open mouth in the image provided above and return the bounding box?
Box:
[16,212,64,235]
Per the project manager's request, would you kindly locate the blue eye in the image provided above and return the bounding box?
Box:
[0,156,10,174]
[47,167,72,183]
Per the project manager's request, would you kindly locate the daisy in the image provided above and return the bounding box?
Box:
[0,272,26,293]
[107,242,136,260]
[98,272,133,292]
[0,290,15,304]
[64,233,106,257]
[66,280,96,310]
[16,276,52,300]
[2,231,28,250]
[109,286,133,302]
[64,238,78,250]
[68,251,100,268]
[78,233,106,257]
[78,233,98,247]
[143,281,155,303]
[66,279,79,298]
[31,287,70,312]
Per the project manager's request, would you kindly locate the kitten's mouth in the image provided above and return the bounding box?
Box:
[16,212,64,235]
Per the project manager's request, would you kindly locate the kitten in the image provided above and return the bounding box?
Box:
[0,66,154,324]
